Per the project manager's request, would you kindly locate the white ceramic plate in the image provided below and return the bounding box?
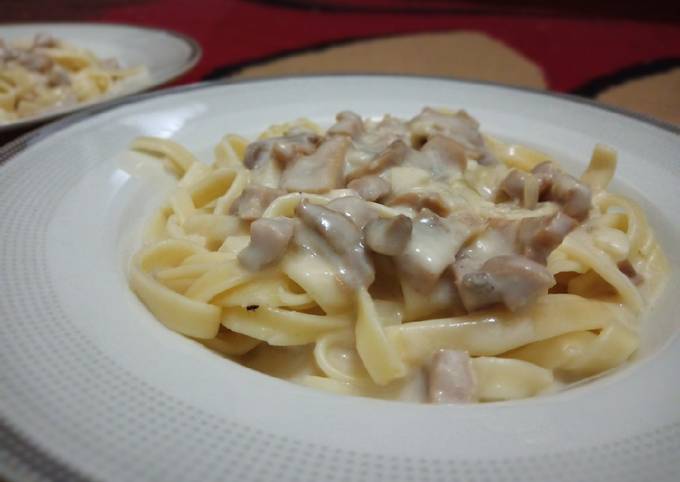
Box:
[0,76,678,482]
[0,22,201,132]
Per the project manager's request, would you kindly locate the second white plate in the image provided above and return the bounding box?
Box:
[0,22,201,132]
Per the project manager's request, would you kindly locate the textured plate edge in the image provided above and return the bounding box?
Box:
[0,73,677,482]
[0,21,202,132]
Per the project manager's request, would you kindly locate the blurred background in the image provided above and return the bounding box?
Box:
[2,0,679,124]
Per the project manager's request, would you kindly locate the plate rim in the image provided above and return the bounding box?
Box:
[0,73,678,482]
[0,21,202,132]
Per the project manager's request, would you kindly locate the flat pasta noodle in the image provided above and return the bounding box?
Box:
[355,289,407,385]
[560,230,643,312]
[581,144,617,191]
[198,329,261,356]
[471,357,554,402]
[504,321,638,378]
[386,294,632,365]
[214,275,314,309]
[130,240,221,338]
[222,306,352,346]
[214,134,249,168]
[281,251,353,315]
[127,108,668,404]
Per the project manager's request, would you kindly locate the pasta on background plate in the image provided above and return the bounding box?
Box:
[129,108,668,404]
[0,34,147,123]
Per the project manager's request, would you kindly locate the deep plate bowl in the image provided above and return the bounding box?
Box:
[0,22,201,132]
[0,76,678,482]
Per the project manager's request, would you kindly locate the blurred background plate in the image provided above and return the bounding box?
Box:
[0,22,201,132]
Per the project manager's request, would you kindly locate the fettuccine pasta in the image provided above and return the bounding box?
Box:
[0,34,147,123]
[129,108,668,403]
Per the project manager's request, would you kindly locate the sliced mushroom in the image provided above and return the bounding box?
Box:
[326,196,379,229]
[238,217,295,271]
[243,133,321,170]
[295,200,374,287]
[346,139,409,181]
[230,185,285,220]
[428,349,477,404]
[388,190,452,217]
[458,255,555,312]
[327,111,364,138]
[280,137,350,193]
[365,215,413,256]
[396,209,477,291]
[347,175,391,202]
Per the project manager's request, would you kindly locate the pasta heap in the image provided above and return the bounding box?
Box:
[0,34,146,123]
[129,108,668,403]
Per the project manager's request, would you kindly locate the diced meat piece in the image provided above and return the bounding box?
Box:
[327,111,364,138]
[17,51,53,73]
[32,34,59,48]
[618,260,643,285]
[453,219,519,281]
[458,271,502,312]
[428,349,477,404]
[499,169,539,209]
[296,201,360,252]
[409,108,492,162]
[230,185,285,220]
[280,137,350,193]
[365,215,413,256]
[271,133,322,165]
[243,133,321,169]
[243,142,271,169]
[388,190,452,217]
[347,175,391,202]
[531,161,592,220]
[418,134,467,174]
[458,255,554,312]
[397,209,477,291]
[531,161,559,194]
[477,151,498,166]
[100,58,121,70]
[238,217,295,271]
[518,212,577,263]
[500,169,525,199]
[47,66,70,87]
[346,139,409,181]
[295,201,374,287]
[1,46,19,62]
[375,114,410,139]
[326,196,379,229]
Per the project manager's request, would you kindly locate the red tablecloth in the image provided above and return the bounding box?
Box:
[2,0,679,145]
